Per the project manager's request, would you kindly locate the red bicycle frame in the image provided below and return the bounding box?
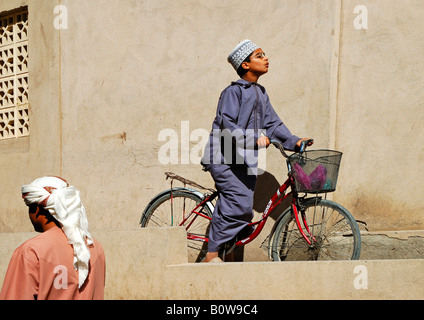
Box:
[180,174,317,247]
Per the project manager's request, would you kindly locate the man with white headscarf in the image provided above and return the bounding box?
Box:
[0,176,105,300]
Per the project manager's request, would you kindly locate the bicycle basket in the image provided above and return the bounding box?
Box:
[288,150,342,193]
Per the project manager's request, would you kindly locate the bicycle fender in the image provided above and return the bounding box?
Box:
[188,189,216,215]
[140,188,214,225]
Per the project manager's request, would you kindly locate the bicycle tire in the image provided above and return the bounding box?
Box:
[271,199,361,261]
[141,189,213,263]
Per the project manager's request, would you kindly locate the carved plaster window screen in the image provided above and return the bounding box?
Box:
[0,9,29,140]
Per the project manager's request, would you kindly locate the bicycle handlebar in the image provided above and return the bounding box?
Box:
[270,139,314,158]
[299,139,315,153]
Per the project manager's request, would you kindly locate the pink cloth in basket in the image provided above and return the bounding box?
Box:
[293,163,327,191]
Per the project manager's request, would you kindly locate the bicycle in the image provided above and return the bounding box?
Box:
[140,140,361,263]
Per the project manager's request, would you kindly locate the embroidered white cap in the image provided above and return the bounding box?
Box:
[227,39,259,71]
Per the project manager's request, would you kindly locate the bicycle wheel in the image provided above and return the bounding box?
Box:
[141,189,213,263]
[271,199,361,261]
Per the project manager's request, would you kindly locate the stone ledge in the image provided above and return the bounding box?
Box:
[164,259,424,300]
[1,228,424,300]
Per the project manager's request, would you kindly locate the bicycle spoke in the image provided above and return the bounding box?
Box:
[142,191,213,263]
[148,213,174,227]
[272,199,360,261]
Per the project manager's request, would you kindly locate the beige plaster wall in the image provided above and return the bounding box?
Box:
[0,0,61,232]
[0,0,423,236]
[58,0,335,232]
[335,0,424,230]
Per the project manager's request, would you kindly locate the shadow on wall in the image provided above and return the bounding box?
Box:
[233,171,292,261]
[253,170,292,219]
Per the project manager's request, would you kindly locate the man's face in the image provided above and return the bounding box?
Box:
[28,204,45,233]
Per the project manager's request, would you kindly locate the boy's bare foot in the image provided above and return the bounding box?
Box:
[203,252,222,263]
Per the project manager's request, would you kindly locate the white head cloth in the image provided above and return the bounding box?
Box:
[22,176,93,289]
[227,39,259,71]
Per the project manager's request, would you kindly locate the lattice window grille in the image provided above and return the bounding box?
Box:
[0,9,29,140]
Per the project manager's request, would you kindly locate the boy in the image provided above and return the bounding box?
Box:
[201,40,312,262]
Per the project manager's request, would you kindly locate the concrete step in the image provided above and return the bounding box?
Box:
[1,227,423,300]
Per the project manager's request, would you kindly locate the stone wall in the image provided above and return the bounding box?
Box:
[0,0,423,234]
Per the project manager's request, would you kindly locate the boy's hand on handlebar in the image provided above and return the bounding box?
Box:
[257,136,271,149]
[296,138,314,148]
[296,138,314,152]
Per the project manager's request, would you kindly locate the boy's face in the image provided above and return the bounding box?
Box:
[242,48,269,77]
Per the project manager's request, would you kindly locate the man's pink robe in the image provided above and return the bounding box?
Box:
[0,227,105,300]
